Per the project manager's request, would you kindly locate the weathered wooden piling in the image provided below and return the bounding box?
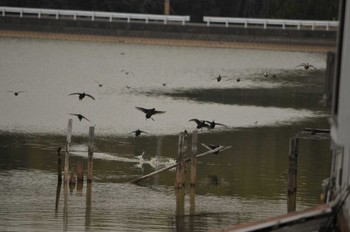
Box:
[288,136,299,212]
[324,51,335,107]
[64,119,73,183]
[87,126,95,183]
[57,146,62,182]
[190,130,198,187]
[175,132,187,189]
[77,160,84,183]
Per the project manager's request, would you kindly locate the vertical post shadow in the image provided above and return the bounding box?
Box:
[55,179,62,214]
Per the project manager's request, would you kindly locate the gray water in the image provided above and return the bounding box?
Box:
[0,37,332,231]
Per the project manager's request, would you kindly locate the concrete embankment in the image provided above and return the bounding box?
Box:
[0,16,337,52]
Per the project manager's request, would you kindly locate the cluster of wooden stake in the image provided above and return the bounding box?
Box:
[57,119,95,186]
[57,119,231,187]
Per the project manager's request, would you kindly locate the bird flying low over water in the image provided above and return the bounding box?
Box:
[189,119,210,129]
[205,120,227,129]
[69,113,91,122]
[8,91,25,96]
[130,129,148,137]
[69,92,95,101]
[135,107,166,121]
[295,63,316,70]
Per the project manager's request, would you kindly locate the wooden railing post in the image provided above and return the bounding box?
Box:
[87,126,95,183]
[288,136,299,212]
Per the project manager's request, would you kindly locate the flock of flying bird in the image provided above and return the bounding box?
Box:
[6,62,316,137]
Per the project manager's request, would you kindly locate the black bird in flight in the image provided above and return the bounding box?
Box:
[205,120,227,129]
[189,119,210,129]
[295,63,316,70]
[130,129,148,137]
[69,113,91,122]
[69,92,95,101]
[94,80,103,87]
[135,107,166,121]
[212,74,227,82]
[121,69,135,76]
[8,91,25,96]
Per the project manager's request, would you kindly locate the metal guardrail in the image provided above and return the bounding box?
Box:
[0,6,190,25]
[0,6,338,31]
[203,16,339,31]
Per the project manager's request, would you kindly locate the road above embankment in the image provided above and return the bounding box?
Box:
[0,16,337,52]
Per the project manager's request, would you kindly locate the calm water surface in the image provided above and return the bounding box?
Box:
[0,37,332,231]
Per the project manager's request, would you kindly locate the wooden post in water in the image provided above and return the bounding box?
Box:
[287,136,299,212]
[190,130,198,187]
[324,51,335,107]
[57,146,62,182]
[87,126,95,183]
[175,132,186,189]
[64,119,73,183]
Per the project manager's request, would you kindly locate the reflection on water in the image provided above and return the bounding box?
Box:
[0,37,332,231]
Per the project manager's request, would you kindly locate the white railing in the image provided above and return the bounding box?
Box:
[203,16,339,31]
[0,6,190,25]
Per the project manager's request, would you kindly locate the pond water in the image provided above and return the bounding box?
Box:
[0,37,332,231]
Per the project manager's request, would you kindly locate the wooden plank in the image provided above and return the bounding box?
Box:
[218,204,332,232]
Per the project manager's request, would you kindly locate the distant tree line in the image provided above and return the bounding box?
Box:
[1,0,339,22]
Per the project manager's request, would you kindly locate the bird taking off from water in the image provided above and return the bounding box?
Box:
[295,63,316,70]
[8,91,25,96]
[69,92,95,101]
[130,129,148,137]
[189,119,210,130]
[69,113,91,122]
[135,107,166,121]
